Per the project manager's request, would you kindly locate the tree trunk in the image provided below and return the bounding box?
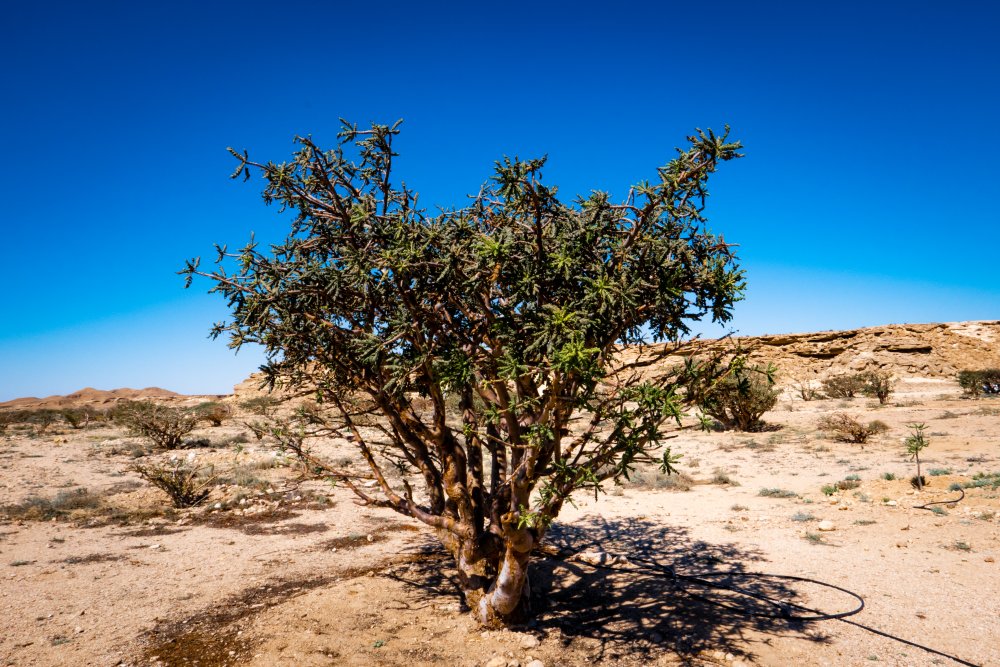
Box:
[447,530,535,627]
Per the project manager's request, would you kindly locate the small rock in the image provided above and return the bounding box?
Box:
[985,556,995,563]
[525,661,545,667]
[75,626,84,634]
[885,500,898,506]
[519,635,539,649]
[213,503,222,510]
[484,657,507,667]
[828,498,839,505]
[725,653,735,662]
[149,544,161,550]
[817,520,835,532]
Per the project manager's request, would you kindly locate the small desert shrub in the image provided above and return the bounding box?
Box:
[817,412,889,445]
[730,504,748,511]
[854,519,877,526]
[701,364,779,432]
[112,401,197,449]
[243,420,271,441]
[861,371,894,405]
[958,369,1000,397]
[836,478,861,491]
[928,468,951,476]
[881,472,896,481]
[821,373,866,399]
[60,407,99,429]
[759,487,798,498]
[963,471,1000,490]
[626,467,693,491]
[909,475,927,489]
[2,488,102,521]
[795,380,823,401]
[240,396,281,416]
[710,469,739,486]
[791,512,816,522]
[193,401,231,427]
[9,408,61,435]
[132,460,213,508]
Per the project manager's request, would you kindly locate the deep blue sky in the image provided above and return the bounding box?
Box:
[2,1,997,400]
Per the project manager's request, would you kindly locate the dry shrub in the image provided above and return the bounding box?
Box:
[818,412,889,445]
[132,460,214,508]
[193,401,232,427]
[2,488,103,521]
[112,401,197,449]
[821,374,866,399]
[861,371,894,405]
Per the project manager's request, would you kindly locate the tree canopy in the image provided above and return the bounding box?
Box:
[183,120,744,625]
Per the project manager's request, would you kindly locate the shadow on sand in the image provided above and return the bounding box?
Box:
[391,515,838,663]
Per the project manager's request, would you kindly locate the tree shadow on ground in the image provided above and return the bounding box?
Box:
[535,516,835,663]
[391,515,839,664]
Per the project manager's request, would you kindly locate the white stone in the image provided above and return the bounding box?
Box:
[817,520,835,531]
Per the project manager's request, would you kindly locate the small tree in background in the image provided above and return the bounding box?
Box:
[904,423,930,490]
[862,370,894,405]
[193,401,231,427]
[184,120,744,625]
[686,360,778,431]
[821,373,865,399]
[112,401,197,449]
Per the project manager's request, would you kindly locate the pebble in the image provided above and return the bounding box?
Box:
[817,520,835,531]
[484,657,507,667]
[525,661,544,667]
[519,635,539,649]
[985,556,995,563]
[885,500,898,506]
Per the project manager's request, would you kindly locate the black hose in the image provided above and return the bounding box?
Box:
[914,487,965,510]
[557,551,981,666]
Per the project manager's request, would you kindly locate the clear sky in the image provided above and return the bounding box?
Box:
[1,1,997,401]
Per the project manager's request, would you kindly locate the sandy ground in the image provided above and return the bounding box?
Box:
[1,379,998,666]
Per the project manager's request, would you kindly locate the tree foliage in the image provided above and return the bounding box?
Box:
[183,120,744,624]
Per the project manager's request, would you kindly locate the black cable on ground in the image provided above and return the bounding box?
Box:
[914,486,965,510]
[556,551,980,667]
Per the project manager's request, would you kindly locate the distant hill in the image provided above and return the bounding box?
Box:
[0,387,184,410]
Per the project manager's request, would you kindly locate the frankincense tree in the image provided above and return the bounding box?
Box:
[183,120,744,625]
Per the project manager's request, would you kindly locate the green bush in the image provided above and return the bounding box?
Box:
[861,371,894,405]
[821,373,866,399]
[111,401,197,449]
[193,401,231,427]
[701,364,779,432]
[958,369,1000,397]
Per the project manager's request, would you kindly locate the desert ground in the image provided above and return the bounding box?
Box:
[2,323,999,667]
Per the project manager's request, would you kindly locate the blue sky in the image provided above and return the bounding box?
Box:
[1,1,997,400]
